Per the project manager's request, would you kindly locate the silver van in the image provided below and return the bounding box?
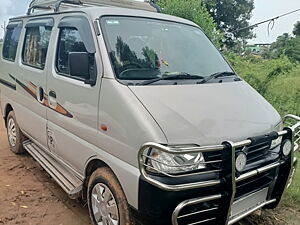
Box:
[0,0,299,225]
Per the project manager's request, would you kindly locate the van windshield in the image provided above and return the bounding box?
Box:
[101,16,234,85]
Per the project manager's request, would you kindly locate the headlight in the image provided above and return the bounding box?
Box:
[271,122,283,149]
[271,136,283,149]
[146,147,206,174]
[282,139,292,156]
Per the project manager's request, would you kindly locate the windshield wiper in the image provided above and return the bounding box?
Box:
[139,72,205,85]
[199,71,236,84]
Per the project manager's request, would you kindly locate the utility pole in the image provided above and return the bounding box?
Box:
[1,21,6,39]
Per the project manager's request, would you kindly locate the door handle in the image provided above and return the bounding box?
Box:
[48,90,57,109]
[38,87,44,103]
[49,90,56,98]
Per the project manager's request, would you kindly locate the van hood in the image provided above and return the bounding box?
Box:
[129,81,281,145]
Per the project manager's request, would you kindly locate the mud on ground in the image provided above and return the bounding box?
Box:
[0,116,299,225]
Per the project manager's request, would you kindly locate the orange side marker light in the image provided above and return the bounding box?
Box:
[101,124,108,131]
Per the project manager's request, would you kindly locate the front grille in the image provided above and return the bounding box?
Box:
[174,167,278,225]
[177,198,222,225]
[235,168,276,199]
[237,141,271,164]
[204,150,223,174]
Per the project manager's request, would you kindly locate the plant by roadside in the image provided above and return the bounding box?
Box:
[225,53,300,116]
[285,152,300,207]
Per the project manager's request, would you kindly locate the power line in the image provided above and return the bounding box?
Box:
[234,8,300,33]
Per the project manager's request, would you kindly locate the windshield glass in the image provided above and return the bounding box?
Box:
[101,16,233,84]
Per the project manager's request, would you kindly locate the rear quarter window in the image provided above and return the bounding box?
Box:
[2,22,22,62]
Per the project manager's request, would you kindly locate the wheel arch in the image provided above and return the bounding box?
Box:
[82,156,140,209]
[83,157,113,201]
[85,158,109,178]
[4,103,14,127]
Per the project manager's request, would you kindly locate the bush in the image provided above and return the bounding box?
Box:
[225,53,300,116]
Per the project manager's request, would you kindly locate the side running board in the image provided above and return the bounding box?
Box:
[23,140,83,199]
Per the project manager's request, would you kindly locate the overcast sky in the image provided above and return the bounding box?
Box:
[0,0,299,44]
[249,0,300,44]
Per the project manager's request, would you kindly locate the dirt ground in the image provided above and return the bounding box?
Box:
[0,114,299,225]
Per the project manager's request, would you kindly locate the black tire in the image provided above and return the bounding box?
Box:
[6,111,26,154]
[87,167,134,225]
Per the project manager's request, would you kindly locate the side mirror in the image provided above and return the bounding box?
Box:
[68,52,96,85]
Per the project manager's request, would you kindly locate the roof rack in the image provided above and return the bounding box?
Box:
[27,0,160,15]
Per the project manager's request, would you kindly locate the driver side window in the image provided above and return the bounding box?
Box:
[56,27,95,80]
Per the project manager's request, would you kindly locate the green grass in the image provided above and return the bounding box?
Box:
[286,152,300,206]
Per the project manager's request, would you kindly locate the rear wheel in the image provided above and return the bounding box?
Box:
[87,167,133,225]
[6,111,26,154]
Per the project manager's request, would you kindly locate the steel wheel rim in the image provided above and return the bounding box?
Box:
[8,118,17,147]
[91,183,119,225]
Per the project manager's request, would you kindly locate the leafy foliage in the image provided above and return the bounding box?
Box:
[293,21,300,37]
[285,38,300,62]
[203,0,255,46]
[269,33,291,57]
[265,34,300,62]
[157,0,223,45]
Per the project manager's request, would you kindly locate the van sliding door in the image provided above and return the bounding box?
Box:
[14,18,53,149]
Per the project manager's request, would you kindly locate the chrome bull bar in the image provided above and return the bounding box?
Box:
[138,130,290,192]
[283,114,300,151]
[138,114,300,225]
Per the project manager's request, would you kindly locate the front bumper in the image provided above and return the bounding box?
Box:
[137,114,300,225]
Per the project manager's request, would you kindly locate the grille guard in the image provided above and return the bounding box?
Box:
[137,114,300,225]
[283,114,300,151]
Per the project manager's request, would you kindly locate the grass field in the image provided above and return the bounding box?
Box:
[286,152,300,206]
[226,54,300,116]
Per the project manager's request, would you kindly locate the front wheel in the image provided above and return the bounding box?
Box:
[87,167,134,225]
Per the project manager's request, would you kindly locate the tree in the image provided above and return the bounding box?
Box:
[267,33,300,62]
[285,37,300,62]
[157,0,222,45]
[270,33,291,58]
[293,21,300,37]
[203,0,255,46]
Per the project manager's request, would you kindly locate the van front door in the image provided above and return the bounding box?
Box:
[13,18,54,148]
[46,15,101,173]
